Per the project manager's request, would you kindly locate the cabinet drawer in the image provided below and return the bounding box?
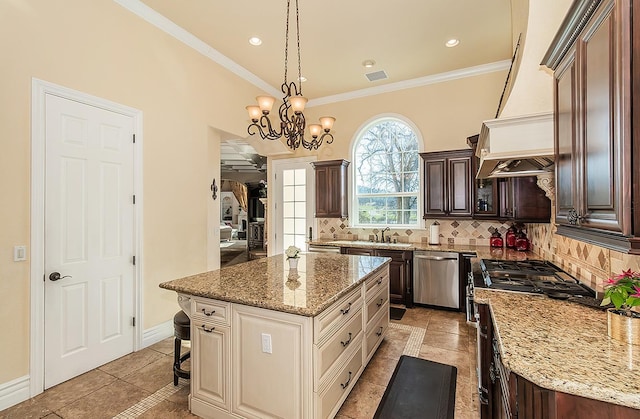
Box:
[314,309,363,389]
[191,298,230,325]
[315,342,363,419]
[314,287,363,345]
[364,270,389,300]
[365,305,389,362]
[365,285,388,326]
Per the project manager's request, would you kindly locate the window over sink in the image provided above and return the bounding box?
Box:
[352,116,421,227]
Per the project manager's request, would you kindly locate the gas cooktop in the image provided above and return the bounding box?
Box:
[479,259,594,297]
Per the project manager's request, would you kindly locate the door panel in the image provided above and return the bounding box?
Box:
[44,94,135,388]
[555,49,577,225]
[581,5,622,231]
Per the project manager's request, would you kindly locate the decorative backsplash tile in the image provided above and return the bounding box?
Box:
[527,223,619,293]
[315,218,516,246]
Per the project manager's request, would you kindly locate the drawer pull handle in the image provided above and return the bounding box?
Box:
[340,332,353,347]
[376,298,384,307]
[377,277,383,285]
[376,326,383,337]
[340,371,352,389]
[340,303,352,315]
[202,325,215,333]
[201,308,216,316]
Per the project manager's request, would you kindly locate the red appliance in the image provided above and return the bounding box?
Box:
[505,226,517,248]
[489,231,503,248]
[515,232,530,251]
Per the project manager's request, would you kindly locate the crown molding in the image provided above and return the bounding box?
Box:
[112,0,280,97]
[307,60,512,107]
[114,0,510,106]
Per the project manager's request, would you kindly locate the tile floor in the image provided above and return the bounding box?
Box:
[0,307,480,419]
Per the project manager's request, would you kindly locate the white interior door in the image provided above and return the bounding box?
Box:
[271,158,315,254]
[44,94,135,388]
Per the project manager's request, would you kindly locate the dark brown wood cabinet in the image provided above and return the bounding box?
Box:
[420,150,473,218]
[543,0,640,253]
[340,247,412,306]
[498,177,551,222]
[467,135,501,219]
[476,302,639,419]
[311,159,349,218]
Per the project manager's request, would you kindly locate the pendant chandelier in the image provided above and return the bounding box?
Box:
[245,0,335,151]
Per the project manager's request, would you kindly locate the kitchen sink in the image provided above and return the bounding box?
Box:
[330,240,413,248]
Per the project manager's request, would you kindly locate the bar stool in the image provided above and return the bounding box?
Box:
[173,310,191,385]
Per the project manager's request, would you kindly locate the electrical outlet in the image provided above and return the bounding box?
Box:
[14,245,27,262]
[261,333,272,354]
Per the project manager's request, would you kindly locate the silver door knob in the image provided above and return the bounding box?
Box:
[49,272,71,281]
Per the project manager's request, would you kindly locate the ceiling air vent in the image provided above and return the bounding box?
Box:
[365,70,388,82]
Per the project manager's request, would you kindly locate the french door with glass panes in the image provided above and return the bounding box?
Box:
[271,158,315,255]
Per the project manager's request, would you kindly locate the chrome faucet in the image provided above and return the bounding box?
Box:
[381,227,390,243]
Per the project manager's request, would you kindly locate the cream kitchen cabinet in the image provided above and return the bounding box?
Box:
[186,264,390,419]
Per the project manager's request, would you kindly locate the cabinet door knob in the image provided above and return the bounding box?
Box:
[340,371,353,389]
[340,302,352,315]
[340,332,353,347]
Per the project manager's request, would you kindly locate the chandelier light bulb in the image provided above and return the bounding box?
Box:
[289,96,308,114]
[319,116,336,131]
[246,105,261,122]
[256,96,275,113]
[309,124,322,138]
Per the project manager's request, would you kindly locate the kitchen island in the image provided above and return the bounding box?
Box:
[474,288,640,418]
[160,253,391,419]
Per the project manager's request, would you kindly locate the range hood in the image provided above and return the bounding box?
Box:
[476,112,554,178]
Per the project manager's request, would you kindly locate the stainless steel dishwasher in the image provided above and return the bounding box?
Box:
[413,250,460,308]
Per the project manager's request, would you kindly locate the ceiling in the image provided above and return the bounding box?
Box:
[138,0,514,100]
[135,0,515,170]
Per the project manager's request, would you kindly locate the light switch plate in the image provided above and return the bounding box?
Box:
[14,245,27,262]
[261,333,272,354]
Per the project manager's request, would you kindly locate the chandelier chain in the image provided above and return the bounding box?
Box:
[284,0,290,84]
[295,0,302,95]
[245,0,334,151]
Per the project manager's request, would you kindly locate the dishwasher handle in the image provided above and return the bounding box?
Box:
[414,255,458,261]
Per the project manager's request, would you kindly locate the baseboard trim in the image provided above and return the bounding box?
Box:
[0,375,30,411]
[142,319,173,348]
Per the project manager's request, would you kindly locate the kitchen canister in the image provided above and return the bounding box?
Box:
[429,221,440,245]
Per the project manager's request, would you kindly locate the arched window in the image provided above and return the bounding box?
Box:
[352,117,420,226]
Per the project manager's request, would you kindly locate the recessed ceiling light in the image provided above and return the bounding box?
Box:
[362,59,376,68]
[298,76,307,82]
[249,37,262,46]
[445,39,460,48]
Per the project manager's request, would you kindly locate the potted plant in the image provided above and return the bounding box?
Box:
[285,245,301,270]
[601,269,640,345]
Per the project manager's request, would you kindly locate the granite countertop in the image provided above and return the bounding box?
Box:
[474,288,640,410]
[159,253,390,317]
[309,239,539,260]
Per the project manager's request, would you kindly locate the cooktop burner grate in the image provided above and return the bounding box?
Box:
[479,259,594,297]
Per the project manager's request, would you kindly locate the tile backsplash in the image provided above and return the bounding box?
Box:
[527,223,640,294]
[315,218,517,246]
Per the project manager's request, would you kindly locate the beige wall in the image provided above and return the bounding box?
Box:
[0,0,263,384]
[0,0,509,391]
[272,70,509,164]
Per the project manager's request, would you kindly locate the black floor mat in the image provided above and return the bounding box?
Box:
[390,307,406,320]
[374,355,457,419]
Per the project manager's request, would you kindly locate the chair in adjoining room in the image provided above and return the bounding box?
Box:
[173,310,191,385]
